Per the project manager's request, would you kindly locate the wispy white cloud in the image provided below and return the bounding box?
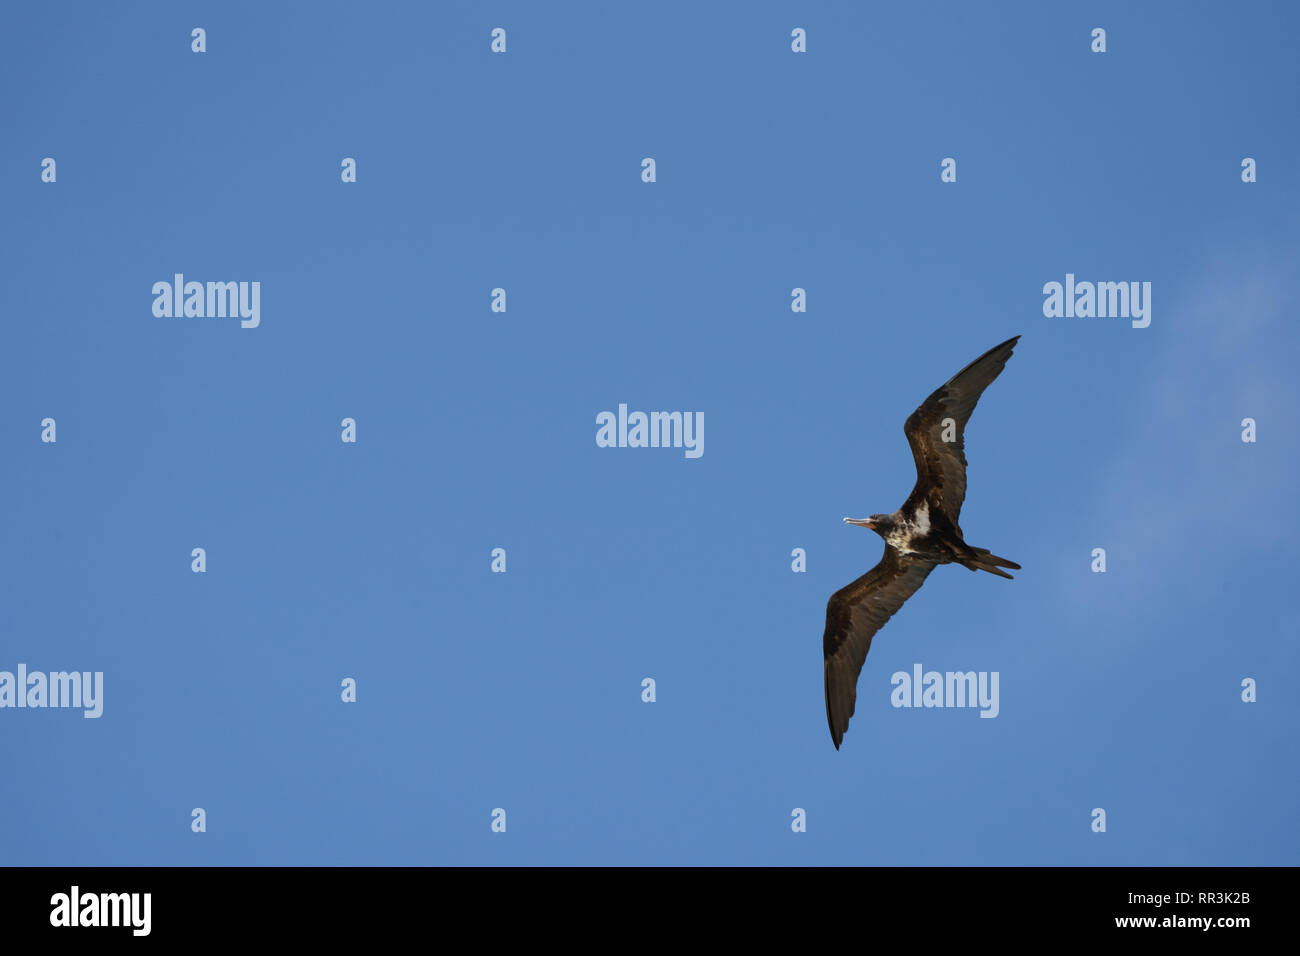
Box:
[1060,252,1298,606]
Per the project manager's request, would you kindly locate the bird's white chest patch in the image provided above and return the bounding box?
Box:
[886,503,931,555]
[885,530,918,553]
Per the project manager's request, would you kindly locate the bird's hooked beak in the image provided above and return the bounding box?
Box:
[843,517,876,529]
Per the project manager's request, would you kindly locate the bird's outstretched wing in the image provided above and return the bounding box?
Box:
[823,547,936,749]
[903,335,1019,529]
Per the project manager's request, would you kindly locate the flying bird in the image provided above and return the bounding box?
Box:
[823,335,1022,750]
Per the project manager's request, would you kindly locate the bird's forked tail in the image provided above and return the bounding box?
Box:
[959,546,1021,579]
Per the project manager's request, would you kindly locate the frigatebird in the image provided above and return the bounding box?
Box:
[823,335,1021,750]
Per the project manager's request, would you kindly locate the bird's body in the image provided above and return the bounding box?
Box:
[823,335,1022,750]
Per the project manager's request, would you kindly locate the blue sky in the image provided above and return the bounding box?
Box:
[1,1,1296,865]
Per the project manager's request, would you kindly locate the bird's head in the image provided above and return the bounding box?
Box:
[843,514,891,535]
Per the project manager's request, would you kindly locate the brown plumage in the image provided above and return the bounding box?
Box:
[823,336,1022,750]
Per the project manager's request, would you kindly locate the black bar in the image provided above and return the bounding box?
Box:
[0,866,1279,941]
